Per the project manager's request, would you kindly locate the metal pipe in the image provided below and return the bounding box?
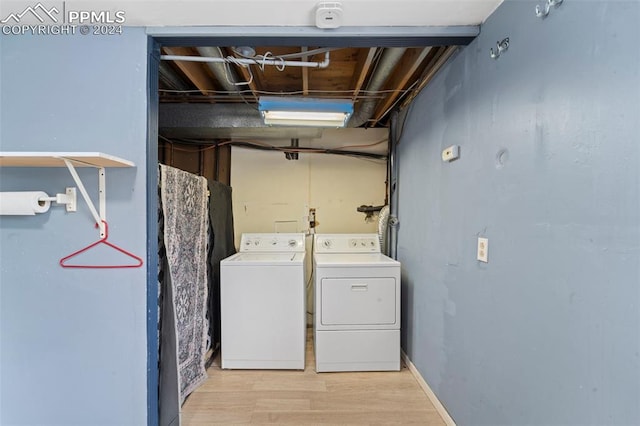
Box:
[348,48,407,128]
[160,51,330,69]
[388,111,400,260]
[159,61,191,91]
[195,47,240,91]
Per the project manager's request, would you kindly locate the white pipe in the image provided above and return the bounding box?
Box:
[160,51,330,69]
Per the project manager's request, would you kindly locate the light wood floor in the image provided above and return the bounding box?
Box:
[181,330,446,425]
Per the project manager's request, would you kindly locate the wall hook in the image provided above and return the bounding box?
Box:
[536,0,563,18]
[490,38,510,60]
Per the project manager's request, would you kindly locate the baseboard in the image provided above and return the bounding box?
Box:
[401,350,456,426]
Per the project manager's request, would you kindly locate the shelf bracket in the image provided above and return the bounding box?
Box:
[63,159,107,238]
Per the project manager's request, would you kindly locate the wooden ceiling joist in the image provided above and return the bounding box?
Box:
[399,46,458,111]
[162,47,216,97]
[302,47,310,96]
[370,47,433,125]
[350,48,377,102]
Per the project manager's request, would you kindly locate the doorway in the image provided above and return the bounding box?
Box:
[147,26,476,425]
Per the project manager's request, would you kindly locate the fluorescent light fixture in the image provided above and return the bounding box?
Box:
[258,96,353,128]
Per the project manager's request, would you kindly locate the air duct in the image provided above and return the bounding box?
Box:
[348,48,407,128]
[195,46,241,91]
[159,103,324,140]
[159,61,190,91]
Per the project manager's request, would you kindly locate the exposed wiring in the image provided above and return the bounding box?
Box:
[256,47,340,60]
[333,138,388,151]
[257,51,274,72]
[158,136,387,160]
[374,78,422,126]
[306,234,315,316]
[159,88,410,96]
[223,57,254,86]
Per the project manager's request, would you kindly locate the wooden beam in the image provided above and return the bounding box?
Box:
[162,47,215,96]
[301,47,309,96]
[399,46,458,111]
[370,47,433,125]
[350,48,377,102]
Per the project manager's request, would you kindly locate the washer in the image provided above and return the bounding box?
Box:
[313,233,401,372]
[221,233,306,370]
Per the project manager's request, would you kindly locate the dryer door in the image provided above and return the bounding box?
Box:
[320,277,397,326]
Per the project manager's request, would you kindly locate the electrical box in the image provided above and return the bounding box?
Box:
[442,145,460,162]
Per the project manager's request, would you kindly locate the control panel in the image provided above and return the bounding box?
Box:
[239,233,306,252]
[314,233,380,253]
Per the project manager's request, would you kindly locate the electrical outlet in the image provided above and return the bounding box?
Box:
[477,237,488,262]
[309,208,317,229]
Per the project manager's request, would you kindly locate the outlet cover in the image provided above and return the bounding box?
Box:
[442,145,460,162]
[477,237,488,262]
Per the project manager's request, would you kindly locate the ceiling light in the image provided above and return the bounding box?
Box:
[233,46,256,57]
[258,96,353,128]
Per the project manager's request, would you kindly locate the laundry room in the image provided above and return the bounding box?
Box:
[156,75,401,423]
[1,1,638,426]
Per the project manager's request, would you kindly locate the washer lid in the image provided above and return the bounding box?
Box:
[223,252,305,265]
[314,252,400,267]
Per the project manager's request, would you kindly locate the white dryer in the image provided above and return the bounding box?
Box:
[220,233,306,369]
[313,233,401,372]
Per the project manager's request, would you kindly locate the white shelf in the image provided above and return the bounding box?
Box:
[0,152,135,168]
[0,151,135,239]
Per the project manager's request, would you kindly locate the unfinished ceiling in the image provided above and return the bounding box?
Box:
[155,0,503,147]
[159,45,459,130]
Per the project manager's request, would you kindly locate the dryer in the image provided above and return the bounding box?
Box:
[220,233,306,369]
[313,233,401,372]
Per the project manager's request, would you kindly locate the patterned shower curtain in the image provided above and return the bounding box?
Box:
[159,164,209,405]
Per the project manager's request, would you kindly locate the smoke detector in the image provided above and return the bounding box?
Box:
[315,1,343,29]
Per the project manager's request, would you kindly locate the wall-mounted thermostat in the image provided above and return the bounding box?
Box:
[316,1,343,29]
[442,145,460,162]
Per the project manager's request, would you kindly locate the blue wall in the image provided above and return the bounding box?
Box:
[0,29,150,425]
[397,1,640,425]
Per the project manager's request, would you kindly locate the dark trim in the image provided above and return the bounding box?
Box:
[148,25,479,47]
[147,24,480,424]
[146,37,160,426]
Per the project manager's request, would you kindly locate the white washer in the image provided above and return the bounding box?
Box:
[314,233,401,372]
[221,233,306,369]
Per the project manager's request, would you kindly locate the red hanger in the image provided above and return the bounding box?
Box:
[60,220,144,269]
